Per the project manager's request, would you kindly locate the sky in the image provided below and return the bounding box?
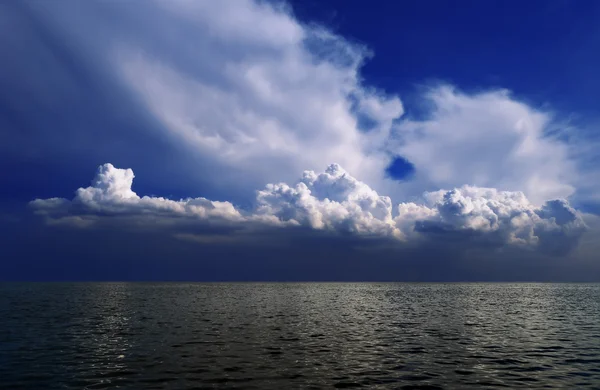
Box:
[1,0,599,281]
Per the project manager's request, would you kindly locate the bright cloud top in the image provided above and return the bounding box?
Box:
[31,163,587,255]
[391,86,578,205]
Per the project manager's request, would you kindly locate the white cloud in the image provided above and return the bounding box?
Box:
[19,0,596,211]
[255,163,401,238]
[390,86,579,205]
[109,1,591,210]
[31,164,246,224]
[111,0,402,195]
[18,0,597,261]
[31,163,587,255]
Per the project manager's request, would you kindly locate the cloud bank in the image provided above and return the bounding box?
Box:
[5,0,597,270]
[3,0,599,282]
[31,163,587,255]
[11,0,594,207]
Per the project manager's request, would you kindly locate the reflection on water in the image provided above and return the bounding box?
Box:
[1,283,599,389]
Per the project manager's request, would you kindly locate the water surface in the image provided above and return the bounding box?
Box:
[1,283,599,389]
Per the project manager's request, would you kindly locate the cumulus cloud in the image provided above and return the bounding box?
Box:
[390,86,579,205]
[31,164,247,224]
[31,163,587,255]
[255,164,400,238]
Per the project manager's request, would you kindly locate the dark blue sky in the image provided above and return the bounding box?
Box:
[290,0,600,118]
[1,0,598,281]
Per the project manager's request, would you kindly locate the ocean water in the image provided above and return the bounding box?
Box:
[1,283,599,389]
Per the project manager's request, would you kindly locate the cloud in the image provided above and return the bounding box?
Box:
[108,0,403,195]
[103,1,599,208]
[31,163,247,224]
[4,0,598,273]
[31,163,587,255]
[4,0,597,212]
[3,0,600,282]
[390,86,579,205]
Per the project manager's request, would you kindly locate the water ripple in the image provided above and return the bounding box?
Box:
[1,283,599,389]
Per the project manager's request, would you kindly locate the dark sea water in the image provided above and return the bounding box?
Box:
[1,283,600,389]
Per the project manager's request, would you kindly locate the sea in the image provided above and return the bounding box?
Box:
[1,283,599,389]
